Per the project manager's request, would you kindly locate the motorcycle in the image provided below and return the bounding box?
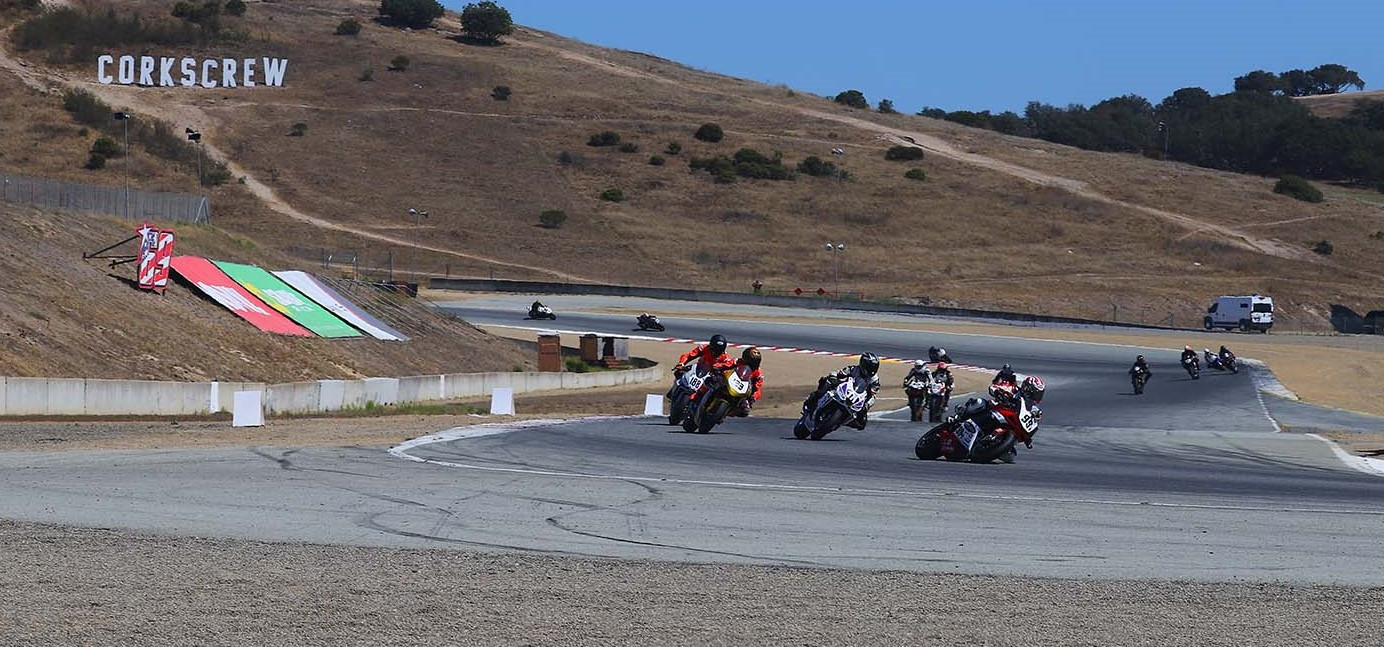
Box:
[636,314,666,332]
[1130,365,1149,395]
[914,395,1040,463]
[925,378,952,423]
[1182,355,1200,380]
[682,364,754,433]
[1221,352,1239,374]
[1204,351,1239,374]
[904,376,930,423]
[527,304,556,320]
[666,364,710,426]
[794,375,871,441]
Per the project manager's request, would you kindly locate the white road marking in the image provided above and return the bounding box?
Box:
[389,420,1384,510]
[1306,433,1384,477]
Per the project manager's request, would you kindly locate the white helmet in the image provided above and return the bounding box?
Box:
[914,359,927,368]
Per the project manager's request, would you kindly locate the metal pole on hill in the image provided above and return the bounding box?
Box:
[826,242,845,300]
[409,208,428,280]
[186,128,202,187]
[113,111,132,218]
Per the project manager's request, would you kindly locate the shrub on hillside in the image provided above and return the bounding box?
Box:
[359,67,374,82]
[665,141,681,155]
[600,188,625,202]
[289,122,308,137]
[15,6,204,62]
[459,0,514,44]
[335,18,362,35]
[691,150,791,181]
[556,150,583,165]
[201,162,232,186]
[62,89,111,129]
[377,0,444,29]
[1376,181,1384,194]
[904,168,926,181]
[694,123,723,143]
[389,55,411,71]
[648,155,665,166]
[491,85,510,100]
[797,155,838,177]
[224,0,246,16]
[833,90,868,109]
[587,131,620,147]
[877,99,897,114]
[1311,239,1333,255]
[884,145,925,161]
[84,153,106,170]
[1273,175,1323,203]
[618,142,639,153]
[90,136,121,158]
[538,209,566,229]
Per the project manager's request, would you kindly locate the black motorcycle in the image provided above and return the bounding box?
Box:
[636,314,665,332]
[1130,365,1149,395]
[1182,355,1200,380]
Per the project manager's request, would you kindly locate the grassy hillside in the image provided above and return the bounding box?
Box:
[2,0,1383,335]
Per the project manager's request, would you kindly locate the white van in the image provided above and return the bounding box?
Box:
[1204,295,1274,332]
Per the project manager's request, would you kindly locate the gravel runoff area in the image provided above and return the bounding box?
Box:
[3,342,1383,645]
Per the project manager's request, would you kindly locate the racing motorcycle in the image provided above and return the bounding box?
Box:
[666,364,709,426]
[914,392,1040,463]
[1204,350,1239,374]
[1182,354,1200,380]
[925,378,952,423]
[904,375,930,423]
[636,314,665,332]
[794,375,871,441]
[527,304,556,320]
[682,364,754,433]
[1130,365,1149,395]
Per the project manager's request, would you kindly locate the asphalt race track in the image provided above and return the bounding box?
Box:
[1,295,1382,585]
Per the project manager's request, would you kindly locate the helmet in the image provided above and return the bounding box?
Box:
[741,347,761,370]
[1185,345,1193,352]
[708,334,727,356]
[1002,363,1012,373]
[935,362,948,371]
[1020,376,1046,403]
[1204,348,1212,354]
[858,353,880,377]
[913,359,927,369]
[1136,355,1145,362]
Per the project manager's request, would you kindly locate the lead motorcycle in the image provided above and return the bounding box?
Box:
[1130,365,1149,395]
[794,375,872,441]
[1182,354,1200,380]
[666,364,710,425]
[682,364,754,433]
[904,375,930,423]
[914,391,1040,463]
[636,314,666,332]
[527,304,556,320]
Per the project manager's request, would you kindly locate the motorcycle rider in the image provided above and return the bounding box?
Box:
[1181,345,1198,365]
[903,359,931,386]
[1203,348,1223,370]
[529,300,546,316]
[668,334,734,399]
[637,312,657,327]
[928,346,952,363]
[728,347,765,417]
[932,362,955,392]
[1219,345,1236,366]
[992,363,1017,385]
[802,352,882,430]
[1129,354,1152,378]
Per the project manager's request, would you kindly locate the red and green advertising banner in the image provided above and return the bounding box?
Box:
[169,256,313,336]
[213,261,361,338]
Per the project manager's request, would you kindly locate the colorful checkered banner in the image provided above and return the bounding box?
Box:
[213,261,361,338]
[274,270,408,341]
[170,256,313,336]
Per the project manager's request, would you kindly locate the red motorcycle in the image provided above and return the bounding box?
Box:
[914,384,1040,463]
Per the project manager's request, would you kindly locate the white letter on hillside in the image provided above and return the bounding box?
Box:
[117,55,135,84]
[221,58,237,88]
[138,55,155,86]
[262,58,288,87]
[159,57,175,87]
[97,55,114,84]
[201,59,218,88]
[241,57,256,87]
[181,58,196,87]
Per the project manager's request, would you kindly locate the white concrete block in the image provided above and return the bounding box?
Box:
[232,390,264,427]
[490,387,515,415]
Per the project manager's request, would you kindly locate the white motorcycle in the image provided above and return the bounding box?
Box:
[527,304,556,320]
[794,375,872,441]
[667,364,709,426]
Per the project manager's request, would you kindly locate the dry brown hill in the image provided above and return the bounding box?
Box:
[3,0,1383,335]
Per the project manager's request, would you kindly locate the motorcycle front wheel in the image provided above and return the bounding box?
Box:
[810,406,847,440]
[914,426,944,460]
[969,432,1018,463]
[698,399,729,434]
[669,393,690,425]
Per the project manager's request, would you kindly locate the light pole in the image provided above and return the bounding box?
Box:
[408,207,428,279]
[113,111,132,218]
[1158,120,1169,159]
[825,242,845,299]
[186,128,202,187]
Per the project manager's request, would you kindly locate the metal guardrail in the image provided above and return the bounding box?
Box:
[0,173,210,223]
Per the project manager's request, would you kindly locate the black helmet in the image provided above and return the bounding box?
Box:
[742,347,761,370]
[1002,363,1012,373]
[1136,354,1145,362]
[708,334,728,356]
[858,352,880,377]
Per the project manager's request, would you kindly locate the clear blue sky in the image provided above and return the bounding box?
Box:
[443,0,1380,114]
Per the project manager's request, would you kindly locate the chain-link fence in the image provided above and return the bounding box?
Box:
[0,173,210,223]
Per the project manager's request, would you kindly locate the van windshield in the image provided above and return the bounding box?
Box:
[1253,303,1273,313]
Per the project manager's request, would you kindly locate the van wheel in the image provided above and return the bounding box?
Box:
[1203,317,1214,331]
[1239,319,1250,332]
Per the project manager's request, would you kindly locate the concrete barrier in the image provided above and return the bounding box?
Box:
[0,366,660,418]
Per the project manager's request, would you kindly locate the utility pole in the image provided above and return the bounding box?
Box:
[186,128,202,186]
[408,208,428,279]
[826,242,845,299]
[113,111,132,218]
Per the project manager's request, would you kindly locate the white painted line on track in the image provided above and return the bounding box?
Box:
[1306,433,1384,478]
[388,419,1384,512]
